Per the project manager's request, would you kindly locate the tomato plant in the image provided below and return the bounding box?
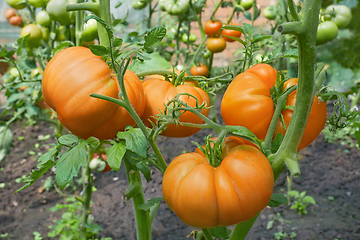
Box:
[206,37,226,53]
[20,24,43,47]
[204,20,222,37]
[221,64,327,151]
[141,76,210,137]
[316,21,338,45]
[42,46,146,140]
[162,136,274,228]
[221,23,241,42]
[190,63,209,77]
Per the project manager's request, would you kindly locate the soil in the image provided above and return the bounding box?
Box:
[0,107,360,240]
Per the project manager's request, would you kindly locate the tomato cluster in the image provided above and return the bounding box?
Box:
[5,8,22,26]
[221,63,327,151]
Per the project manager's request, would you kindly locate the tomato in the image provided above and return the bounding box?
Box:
[81,18,98,42]
[141,77,210,137]
[263,5,277,20]
[202,49,211,59]
[36,10,51,27]
[132,0,147,10]
[46,0,75,25]
[89,153,111,172]
[6,0,26,9]
[181,33,197,43]
[31,67,43,78]
[9,67,19,78]
[204,20,222,37]
[162,136,274,228]
[55,25,67,41]
[325,4,352,28]
[245,63,277,89]
[42,46,146,140]
[162,0,190,15]
[221,23,241,42]
[190,63,209,77]
[20,24,43,47]
[316,21,338,45]
[274,78,327,151]
[240,0,253,10]
[206,37,226,53]
[28,0,49,8]
[8,15,22,26]
[5,8,16,19]
[221,64,327,150]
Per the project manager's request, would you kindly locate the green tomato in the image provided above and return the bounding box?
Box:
[263,5,277,20]
[132,0,147,9]
[36,10,51,27]
[20,24,43,47]
[202,49,211,59]
[55,25,66,41]
[240,0,253,10]
[81,18,98,42]
[316,21,338,45]
[28,0,49,8]
[6,0,26,9]
[9,67,19,78]
[325,5,352,28]
[30,67,43,78]
[182,33,197,43]
[40,26,50,42]
[46,0,75,25]
[163,0,190,15]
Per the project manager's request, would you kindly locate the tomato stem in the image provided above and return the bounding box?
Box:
[201,228,214,240]
[229,213,259,240]
[287,0,301,21]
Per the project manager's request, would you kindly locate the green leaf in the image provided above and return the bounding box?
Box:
[144,26,166,49]
[129,52,171,72]
[0,126,13,162]
[352,122,360,147]
[268,193,288,207]
[117,126,147,158]
[251,34,272,44]
[85,137,100,149]
[86,15,113,40]
[125,151,151,181]
[137,197,163,211]
[303,196,316,205]
[271,133,284,153]
[287,190,299,198]
[58,134,80,146]
[16,147,57,193]
[55,143,87,189]
[229,126,258,143]
[209,226,231,239]
[106,141,126,171]
[53,41,74,55]
[113,38,123,47]
[299,191,307,199]
[89,45,108,57]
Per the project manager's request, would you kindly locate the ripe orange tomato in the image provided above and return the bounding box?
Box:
[207,37,226,53]
[141,77,210,137]
[204,20,222,37]
[274,78,327,151]
[221,23,242,42]
[42,46,146,140]
[8,15,22,26]
[5,8,16,19]
[162,136,274,228]
[221,64,327,150]
[190,63,209,77]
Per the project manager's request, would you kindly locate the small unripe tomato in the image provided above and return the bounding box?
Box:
[89,153,111,172]
[81,18,98,42]
[31,67,43,78]
[240,0,253,10]
[9,67,19,78]
[263,5,277,20]
[8,15,22,26]
[182,33,197,43]
[207,38,226,53]
[20,24,43,47]
[5,8,16,19]
[36,10,51,27]
[190,63,209,77]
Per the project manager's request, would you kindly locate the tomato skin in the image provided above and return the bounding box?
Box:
[28,0,49,8]
[20,24,43,47]
[190,63,209,77]
[6,0,26,9]
[8,15,22,26]
[36,10,51,27]
[46,0,75,25]
[221,23,241,42]
[5,8,16,19]
[141,77,210,137]
[325,4,352,28]
[207,37,226,53]
[132,0,147,10]
[245,63,277,89]
[274,78,327,151]
[162,137,274,228]
[42,46,146,140]
[240,0,253,10]
[316,21,338,45]
[204,20,222,37]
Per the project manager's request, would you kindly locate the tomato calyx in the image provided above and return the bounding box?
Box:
[194,134,227,167]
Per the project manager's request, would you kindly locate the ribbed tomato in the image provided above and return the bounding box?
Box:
[141,77,210,137]
[162,136,274,228]
[42,46,145,140]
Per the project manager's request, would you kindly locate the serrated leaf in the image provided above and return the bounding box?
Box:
[113,38,123,47]
[106,141,126,171]
[0,126,13,162]
[251,35,272,44]
[58,134,80,146]
[268,193,288,207]
[229,126,258,143]
[303,196,316,205]
[126,151,151,181]
[209,226,231,239]
[16,147,57,193]
[117,126,147,158]
[137,197,163,211]
[242,23,255,35]
[89,45,108,57]
[55,143,87,189]
[144,26,166,49]
[222,25,244,34]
